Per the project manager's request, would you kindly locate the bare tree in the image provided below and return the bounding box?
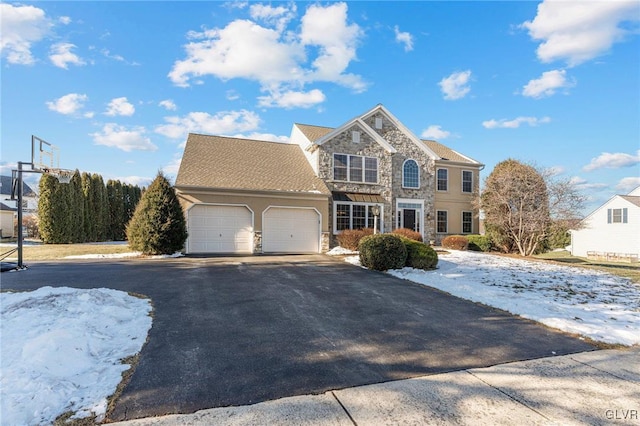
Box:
[477,159,550,256]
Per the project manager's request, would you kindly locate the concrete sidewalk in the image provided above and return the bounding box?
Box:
[110,348,640,426]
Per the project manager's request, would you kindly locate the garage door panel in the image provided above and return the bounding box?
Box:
[188,205,253,254]
[263,207,320,253]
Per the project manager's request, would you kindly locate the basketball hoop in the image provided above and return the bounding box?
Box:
[44,168,74,184]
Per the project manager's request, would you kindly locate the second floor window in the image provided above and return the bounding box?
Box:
[462,170,473,193]
[333,154,378,183]
[403,159,419,188]
[608,208,628,224]
[437,168,448,191]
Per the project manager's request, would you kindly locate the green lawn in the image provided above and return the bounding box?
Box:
[1,242,136,261]
[534,250,640,284]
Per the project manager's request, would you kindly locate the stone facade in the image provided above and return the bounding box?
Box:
[317,113,437,245]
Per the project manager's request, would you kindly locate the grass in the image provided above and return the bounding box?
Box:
[533,250,640,284]
[1,241,136,261]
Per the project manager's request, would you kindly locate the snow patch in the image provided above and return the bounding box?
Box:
[0,287,153,425]
[326,246,358,256]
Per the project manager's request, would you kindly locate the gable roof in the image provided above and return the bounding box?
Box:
[295,124,333,142]
[0,175,36,197]
[620,195,640,208]
[312,117,398,153]
[0,201,16,212]
[175,133,331,196]
[422,139,483,165]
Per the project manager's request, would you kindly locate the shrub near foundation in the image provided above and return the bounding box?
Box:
[358,234,407,271]
[337,228,374,251]
[392,228,423,242]
[441,235,469,250]
[401,237,438,270]
[467,234,492,252]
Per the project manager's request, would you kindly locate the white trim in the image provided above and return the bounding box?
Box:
[395,198,425,241]
[436,167,448,192]
[436,209,448,234]
[315,118,397,153]
[186,203,254,254]
[360,104,440,159]
[402,159,420,189]
[262,205,322,253]
[333,201,384,235]
[461,169,473,194]
[461,210,473,234]
[332,153,379,184]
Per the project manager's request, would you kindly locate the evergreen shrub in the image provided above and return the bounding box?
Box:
[466,235,492,252]
[401,237,438,270]
[358,234,407,271]
[126,172,187,255]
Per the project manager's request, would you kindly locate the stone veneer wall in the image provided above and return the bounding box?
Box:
[318,113,436,246]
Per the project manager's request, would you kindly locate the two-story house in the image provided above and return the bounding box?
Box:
[175,104,482,254]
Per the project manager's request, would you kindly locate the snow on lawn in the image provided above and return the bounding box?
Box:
[347,250,640,346]
[0,287,153,425]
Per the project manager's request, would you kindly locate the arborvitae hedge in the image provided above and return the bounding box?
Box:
[126,172,187,255]
[38,171,142,243]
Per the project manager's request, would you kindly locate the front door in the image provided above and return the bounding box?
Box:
[403,208,417,232]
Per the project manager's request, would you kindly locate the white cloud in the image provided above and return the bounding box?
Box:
[0,3,52,65]
[546,165,566,176]
[231,132,290,144]
[249,3,295,32]
[49,42,85,69]
[522,69,576,98]
[162,155,183,177]
[569,176,608,191]
[155,110,261,141]
[115,175,153,188]
[521,0,640,67]
[159,99,177,111]
[616,177,640,193]
[394,25,413,52]
[226,90,240,101]
[91,124,157,152]
[482,116,551,129]
[46,93,88,115]
[439,70,472,100]
[258,89,326,109]
[583,150,640,172]
[421,125,451,140]
[59,16,71,25]
[105,97,135,116]
[169,2,364,107]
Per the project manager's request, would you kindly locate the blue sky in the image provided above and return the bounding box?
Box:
[1,1,639,214]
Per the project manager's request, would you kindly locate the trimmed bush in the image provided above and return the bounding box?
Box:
[441,235,469,250]
[358,234,407,271]
[392,228,423,242]
[126,172,188,255]
[467,234,492,252]
[401,237,438,270]
[337,228,374,251]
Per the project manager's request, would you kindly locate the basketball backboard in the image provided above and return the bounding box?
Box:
[31,135,59,172]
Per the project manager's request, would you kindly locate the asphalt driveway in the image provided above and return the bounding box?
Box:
[2,254,596,421]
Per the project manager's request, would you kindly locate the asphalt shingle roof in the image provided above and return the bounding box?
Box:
[0,175,36,197]
[175,134,331,196]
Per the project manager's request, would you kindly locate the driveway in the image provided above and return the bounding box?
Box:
[2,255,596,421]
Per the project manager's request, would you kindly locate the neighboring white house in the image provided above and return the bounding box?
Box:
[569,186,640,260]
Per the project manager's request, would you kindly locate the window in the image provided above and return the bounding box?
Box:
[437,168,448,191]
[333,153,378,183]
[462,171,473,193]
[364,157,378,183]
[462,211,473,233]
[334,203,383,233]
[352,131,360,143]
[334,154,348,181]
[375,117,383,129]
[402,159,420,188]
[437,210,448,233]
[608,208,628,224]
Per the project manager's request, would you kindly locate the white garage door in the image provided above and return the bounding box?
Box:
[263,207,320,253]
[187,205,253,254]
